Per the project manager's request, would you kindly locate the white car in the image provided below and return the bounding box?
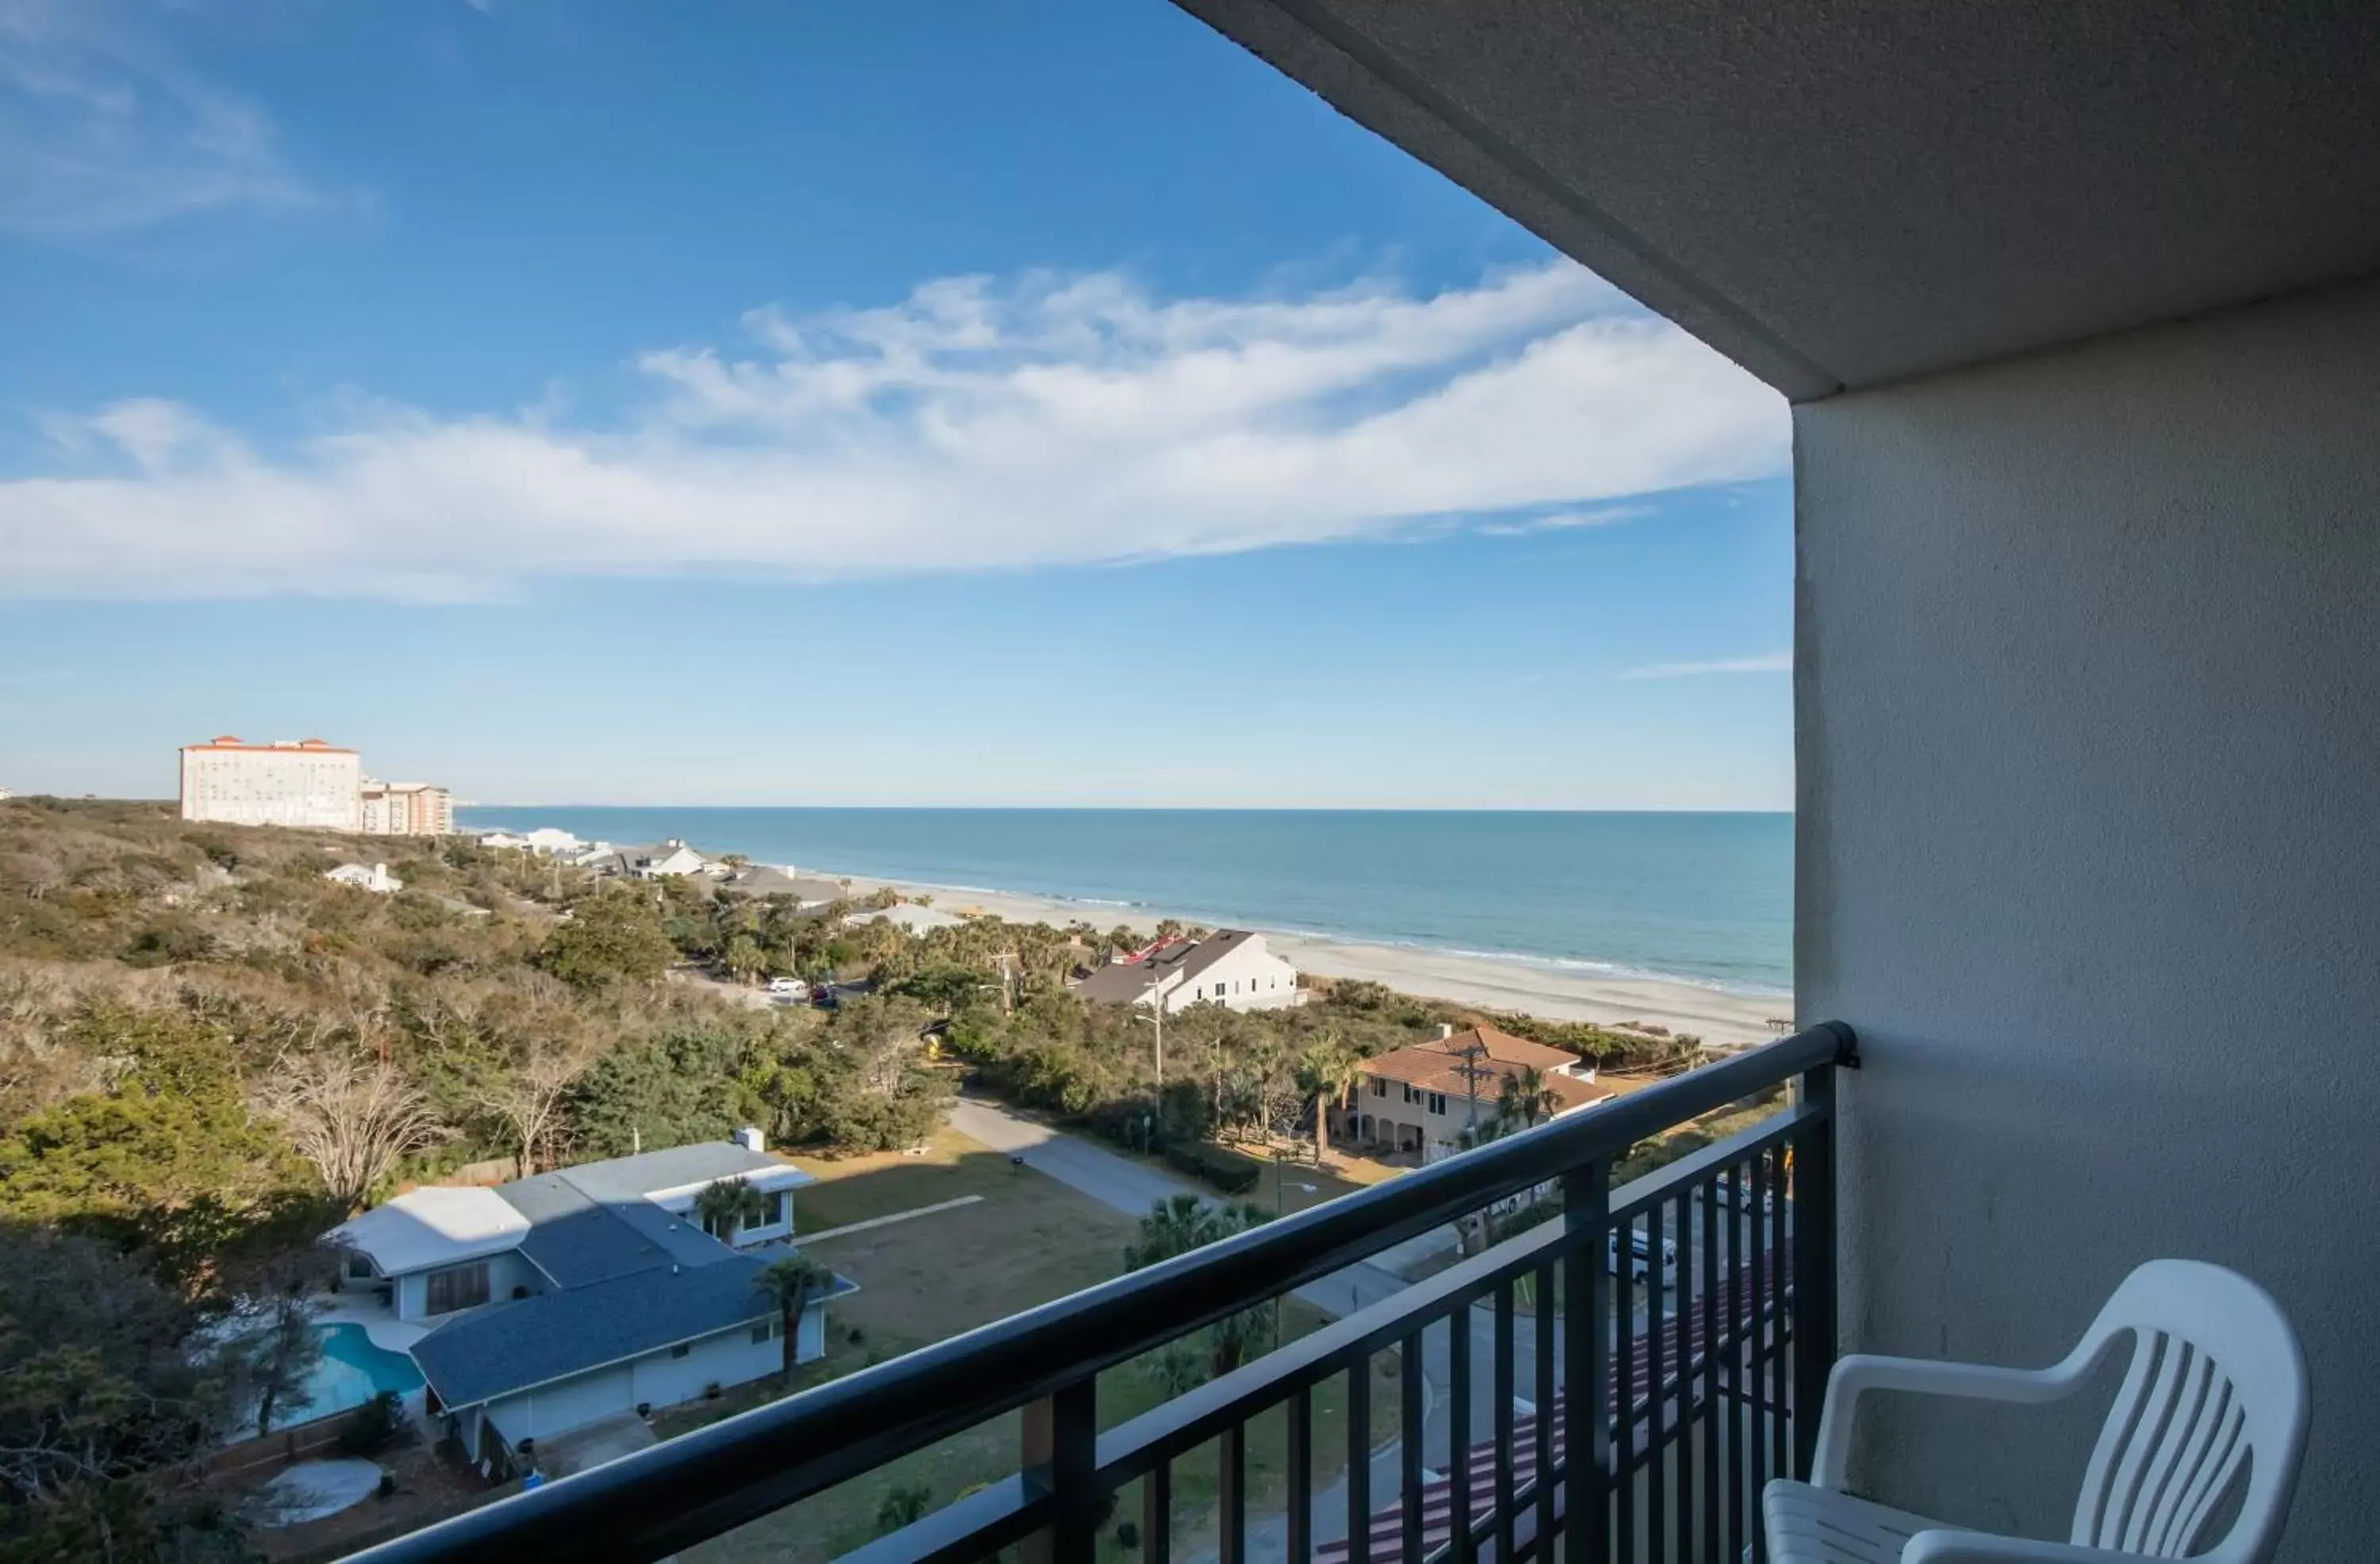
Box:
[766,976,803,995]
[1606,1228,1679,1287]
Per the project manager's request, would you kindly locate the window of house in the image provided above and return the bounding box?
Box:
[1372,1079,1388,1098]
[760,1191,784,1227]
[1403,1083,1418,1104]
[1428,1092,1448,1116]
[670,1343,692,1359]
[750,1324,771,1345]
[423,1260,490,1316]
[346,1255,374,1281]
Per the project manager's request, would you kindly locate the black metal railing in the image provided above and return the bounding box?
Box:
[347,1022,1856,1564]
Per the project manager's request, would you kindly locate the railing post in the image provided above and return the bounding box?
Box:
[1562,1156,1610,1564]
[1789,1062,1839,1482]
[1022,1379,1099,1564]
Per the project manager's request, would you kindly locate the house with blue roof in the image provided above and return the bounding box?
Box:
[329,1133,854,1467]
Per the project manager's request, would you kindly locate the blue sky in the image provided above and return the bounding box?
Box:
[0,0,1793,808]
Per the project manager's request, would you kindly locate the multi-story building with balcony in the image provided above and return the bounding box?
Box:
[178,736,362,831]
[362,779,455,836]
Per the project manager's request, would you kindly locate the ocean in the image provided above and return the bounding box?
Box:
[459,808,1791,996]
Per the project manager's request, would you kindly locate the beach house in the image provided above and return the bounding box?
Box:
[1071,928,1302,1013]
[1339,1023,1612,1160]
[324,861,403,895]
[328,1137,850,1470]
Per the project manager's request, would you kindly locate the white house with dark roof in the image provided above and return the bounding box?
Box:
[328,1138,852,1467]
[1072,929,1303,1014]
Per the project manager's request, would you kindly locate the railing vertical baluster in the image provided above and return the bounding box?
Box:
[1286,1386,1311,1564]
[1449,1310,1475,1564]
[1647,1201,1667,1564]
[1676,1188,1695,1564]
[1347,1358,1372,1564]
[1767,1147,1788,1499]
[1534,1260,1556,1557]
[1220,1421,1246,1564]
[1725,1156,1745,1564]
[1792,1064,1838,1483]
[1749,1148,1775,1563]
[1401,1335,1425,1564]
[1021,1378,1099,1564]
[1702,1164,1722,1555]
[1495,1278,1517,1563]
[1615,1211,1636,1562]
[1145,1460,1173,1564]
[1562,1159,1609,1564]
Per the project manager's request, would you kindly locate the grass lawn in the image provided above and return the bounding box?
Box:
[681,1126,1398,1564]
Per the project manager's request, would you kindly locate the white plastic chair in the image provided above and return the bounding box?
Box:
[1764,1259,2307,1563]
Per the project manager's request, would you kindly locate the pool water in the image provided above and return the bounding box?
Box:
[302,1322,424,1420]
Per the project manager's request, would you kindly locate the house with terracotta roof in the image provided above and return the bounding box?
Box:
[1334,1023,1611,1160]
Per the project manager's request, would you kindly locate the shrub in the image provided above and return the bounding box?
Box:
[1161,1140,1263,1196]
[1115,1520,1141,1551]
[337,1391,408,1458]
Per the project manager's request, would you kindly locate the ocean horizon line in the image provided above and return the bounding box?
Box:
[457,804,1795,999]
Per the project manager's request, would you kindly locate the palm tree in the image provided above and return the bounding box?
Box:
[754,1255,835,1383]
[875,1482,933,1535]
[1497,1066,1562,1130]
[694,1179,770,1244]
[1298,1039,1364,1160]
[1125,1196,1273,1374]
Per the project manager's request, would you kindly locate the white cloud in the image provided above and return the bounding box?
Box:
[1,259,1789,600]
[1617,650,1794,680]
[0,0,327,234]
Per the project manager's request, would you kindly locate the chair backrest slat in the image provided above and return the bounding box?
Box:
[2152,1351,2237,1551]
[2063,1261,2307,1564]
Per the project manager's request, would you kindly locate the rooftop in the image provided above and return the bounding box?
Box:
[409,1255,859,1409]
[331,1186,531,1276]
[1361,1025,1611,1112]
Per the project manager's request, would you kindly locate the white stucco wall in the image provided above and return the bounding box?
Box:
[1165,941,1300,1013]
[1797,276,2380,1558]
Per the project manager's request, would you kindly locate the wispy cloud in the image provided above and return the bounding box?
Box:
[1476,503,1654,537]
[2,259,1789,599]
[1618,650,1793,680]
[0,0,329,235]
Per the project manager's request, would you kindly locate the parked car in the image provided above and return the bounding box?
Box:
[1606,1228,1679,1287]
[766,976,802,995]
[1702,1172,1780,1213]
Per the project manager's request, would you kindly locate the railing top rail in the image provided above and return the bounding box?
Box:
[347,1022,1853,1564]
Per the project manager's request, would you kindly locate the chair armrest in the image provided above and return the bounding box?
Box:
[1904,1530,2146,1563]
[1810,1352,2098,1489]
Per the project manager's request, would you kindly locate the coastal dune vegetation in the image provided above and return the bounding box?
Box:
[0,797,1706,1562]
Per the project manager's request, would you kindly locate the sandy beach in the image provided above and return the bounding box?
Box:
[836,873,1790,1049]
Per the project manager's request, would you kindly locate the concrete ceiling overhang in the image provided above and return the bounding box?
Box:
[1169,0,2380,401]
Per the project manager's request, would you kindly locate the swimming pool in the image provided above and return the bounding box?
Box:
[301,1322,424,1420]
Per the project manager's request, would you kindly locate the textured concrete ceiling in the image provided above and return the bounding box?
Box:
[1173,0,2380,400]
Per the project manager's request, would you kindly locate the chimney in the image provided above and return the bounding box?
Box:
[1438,1023,1455,1040]
[734,1126,766,1154]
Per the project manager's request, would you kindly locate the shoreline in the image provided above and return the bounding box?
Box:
[830,872,1791,1050]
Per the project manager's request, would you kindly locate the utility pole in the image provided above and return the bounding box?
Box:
[1137,972,1165,1083]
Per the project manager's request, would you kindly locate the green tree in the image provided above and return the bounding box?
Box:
[693,1179,770,1244]
[1123,1195,1274,1375]
[754,1255,835,1383]
[874,1482,933,1536]
[570,1027,743,1159]
[537,892,676,989]
[1496,1066,1561,1131]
